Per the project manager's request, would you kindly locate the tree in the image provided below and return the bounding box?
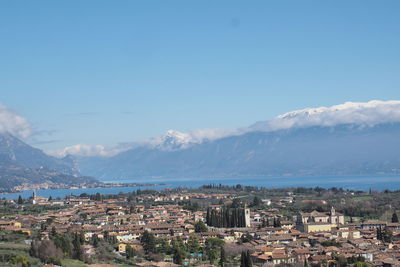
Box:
[126,245,136,259]
[261,219,268,228]
[392,212,399,223]
[231,198,242,208]
[50,226,57,238]
[207,206,247,228]
[173,247,184,264]
[92,234,99,248]
[382,227,393,243]
[195,221,208,233]
[79,231,85,244]
[205,238,225,263]
[219,246,226,267]
[273,217,281,227]
[245,250,253,267]
[141,230,157,253]
[251,196,262,207]
[10,255,29,267]
[377,227,382,240]
[240,251,247,267]
[187,235,200,253]
[53,233,72,256]
[17,195,24,205]
[157,238,172,254]
[72,233,83,260]
[334,254,347,267]
[31,239,63,263]
[94,192,102,201]
[240,232,253,243]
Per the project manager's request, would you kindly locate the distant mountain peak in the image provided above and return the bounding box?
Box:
[53,100,400,157]
[145,129,195,151]
[250,100,400,132]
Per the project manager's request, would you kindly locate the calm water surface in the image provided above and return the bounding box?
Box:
[1,175,400,200]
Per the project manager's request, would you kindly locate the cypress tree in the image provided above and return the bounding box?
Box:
[276,218,281,227]
[240,251,246,267]
[377,227,382,240]
[245,250,253,267]
[173,248,183,265]
[17,195,24,205]
[392,212,399,223]
[72,233,82,260]
[50,226,57,237]
[219,246,226,267]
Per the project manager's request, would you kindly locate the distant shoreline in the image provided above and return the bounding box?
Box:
[0,182,168,195]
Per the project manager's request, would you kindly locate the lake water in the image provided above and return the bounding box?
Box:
[2,174,400,200]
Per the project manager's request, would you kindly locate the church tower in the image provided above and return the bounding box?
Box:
[244,204,251,227]
[330,206,335,216]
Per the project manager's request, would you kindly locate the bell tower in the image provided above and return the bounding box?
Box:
[330,206,335,216]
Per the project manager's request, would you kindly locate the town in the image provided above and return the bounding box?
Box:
[0,185,399,267]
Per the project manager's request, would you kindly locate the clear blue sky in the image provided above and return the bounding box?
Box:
[1,1,400,150]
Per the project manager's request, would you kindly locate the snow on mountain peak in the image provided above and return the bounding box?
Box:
[251,100,400,132]
[163,129,191,142]
[49,100,400,157]
[144,129,195,151]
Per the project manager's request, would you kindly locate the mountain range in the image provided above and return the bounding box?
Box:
[75,100,400,181]
[2,100,400,186]
[77,122,400,180]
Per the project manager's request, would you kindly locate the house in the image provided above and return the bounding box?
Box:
[0,220,22,229]
[360,221,387,230]
[296,207,344,233]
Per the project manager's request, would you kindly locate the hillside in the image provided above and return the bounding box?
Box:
[0,132,98,191]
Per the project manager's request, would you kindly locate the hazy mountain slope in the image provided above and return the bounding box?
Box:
[0,132,98,191]
[78,123,400,180]
[0,132,76,174]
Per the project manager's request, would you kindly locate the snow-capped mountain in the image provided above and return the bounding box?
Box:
[76,100,400,180]
[249,100,400,132]
[143,130,196,151]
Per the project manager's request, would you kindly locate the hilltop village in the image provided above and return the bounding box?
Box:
[0,185,400,267]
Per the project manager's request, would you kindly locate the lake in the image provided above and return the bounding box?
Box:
[1,174,400,200]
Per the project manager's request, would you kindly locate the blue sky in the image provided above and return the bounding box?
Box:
[1,1,400,151]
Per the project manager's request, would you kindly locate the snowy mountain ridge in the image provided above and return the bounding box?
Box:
[52,100,400,158]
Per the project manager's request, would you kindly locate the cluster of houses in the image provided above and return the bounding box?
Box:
[2,192,400,266]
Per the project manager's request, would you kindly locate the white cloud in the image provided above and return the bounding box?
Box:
[188,128,239,142]
[0,104,32,138]
[50,100,400,157]
[49,144,128,158]
[249,100,400,132]
[139,128,239,151]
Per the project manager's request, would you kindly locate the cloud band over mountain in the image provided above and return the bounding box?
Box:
[26,100,400,157]
[249,100,400,132]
